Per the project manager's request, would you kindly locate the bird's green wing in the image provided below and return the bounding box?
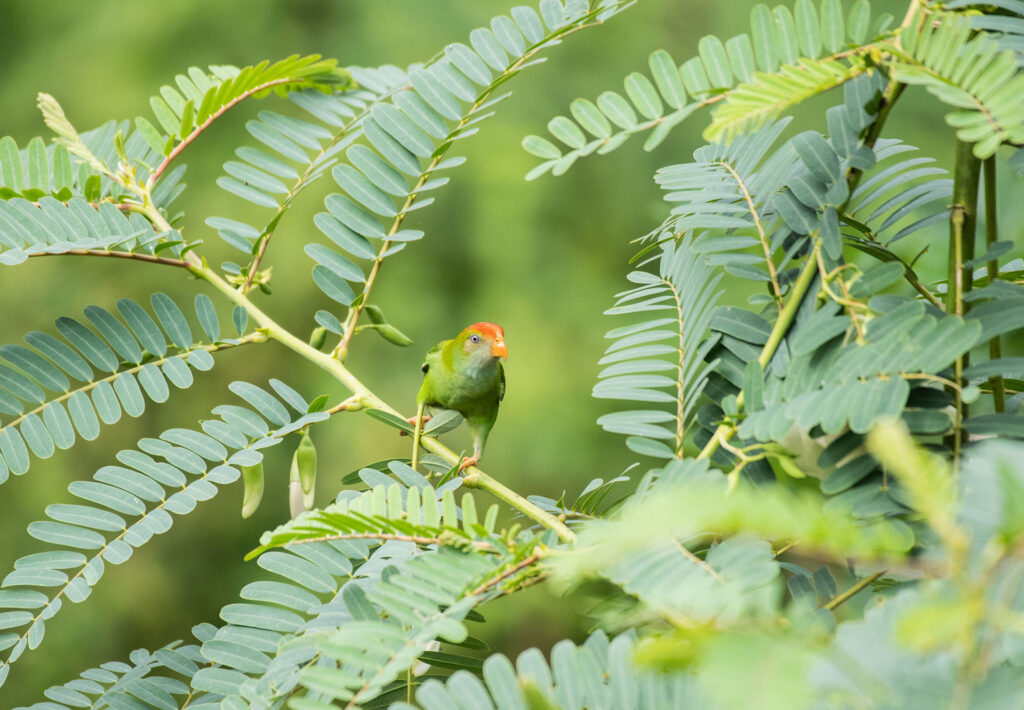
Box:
[498,361,505,401]
[421,341,445,374]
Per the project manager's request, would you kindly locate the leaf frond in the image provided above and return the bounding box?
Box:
[0,380,324,684]
[0,293,257,485]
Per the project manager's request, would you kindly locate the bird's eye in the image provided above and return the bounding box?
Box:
[470,334,480,343]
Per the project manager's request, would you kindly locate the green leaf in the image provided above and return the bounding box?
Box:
[623,73,663,119]
[649,50,687,110]
[365,409,415,434]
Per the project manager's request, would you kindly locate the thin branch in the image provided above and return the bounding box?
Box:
[824,570,886,610]
[983,157,1005,413]
[698,248,819,461]
[715,159,783,307]
[945,140,981,457]
[907,269,944,308]
[469,551,543,596]
[327,394,365,415]
[462,469,577,543]
[138,204,203,268]
[146,77,301,189]
[672,538,725,583]
[291,531,477,547]
[27,248,190,268]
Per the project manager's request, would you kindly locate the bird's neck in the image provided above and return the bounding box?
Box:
[455,347,498,377]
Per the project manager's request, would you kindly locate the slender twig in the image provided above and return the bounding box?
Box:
[469,551,543,596]
[945,141,981,456]
[291,531,493,549]
[135,205,203,268]
[902,372,960,390]
[461,469,576,542]
[774,541,798,556]
[983,157,1005,412]
[715,160,783,307]
[662,278,688,455]
[28,248,190,268]
[824,570,886,610]
[908,271,944,308]
[697,250,820,461]
[672,538,725,583]
[146,77,303,190]
[327,394,365,415]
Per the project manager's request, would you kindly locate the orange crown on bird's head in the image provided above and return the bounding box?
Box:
[466,322,507,359]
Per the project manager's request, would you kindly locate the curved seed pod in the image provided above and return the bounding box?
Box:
[364,305,413,346]
[241,462,265,518]
[288,480,305,520]
[364,304,387,324]
[296,431,317,497]
[309,326,328,350]
[376,323,413,347]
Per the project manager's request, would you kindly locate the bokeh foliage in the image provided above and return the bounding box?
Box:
[0,0,1023,708]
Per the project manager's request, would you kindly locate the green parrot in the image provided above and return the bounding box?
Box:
[411,322,507,472]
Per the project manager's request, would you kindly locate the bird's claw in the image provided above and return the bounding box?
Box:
[399,415,432,436]
[458,455,480,472]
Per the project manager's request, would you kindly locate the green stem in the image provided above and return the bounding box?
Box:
[697,250,820,460]
[28,248,190,268]
[944,141,982,456]
[189,262,576,543]
[824,570,885,610]
[460,470,570,540]
[983,157,1005,413]
[845,82,905,199]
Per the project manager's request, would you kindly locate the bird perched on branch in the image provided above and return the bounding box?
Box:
[411,322,507,472]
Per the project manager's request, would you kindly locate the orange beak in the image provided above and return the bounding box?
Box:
[492,338,508,359]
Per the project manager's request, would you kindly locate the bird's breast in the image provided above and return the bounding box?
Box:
[430,363,500,414]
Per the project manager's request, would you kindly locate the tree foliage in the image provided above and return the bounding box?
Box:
[2,0,1024,708]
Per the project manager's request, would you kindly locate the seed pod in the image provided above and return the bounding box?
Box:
[290,431,317,510]
[288,480,305,520]
[362,305,412,346]
[241,462,265,518]
[376,323,413,347]
[296,432,317,494]
[309,326,328,350]
[364,304,387,324]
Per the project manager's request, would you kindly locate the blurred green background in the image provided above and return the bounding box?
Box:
[0,0,1020,703]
